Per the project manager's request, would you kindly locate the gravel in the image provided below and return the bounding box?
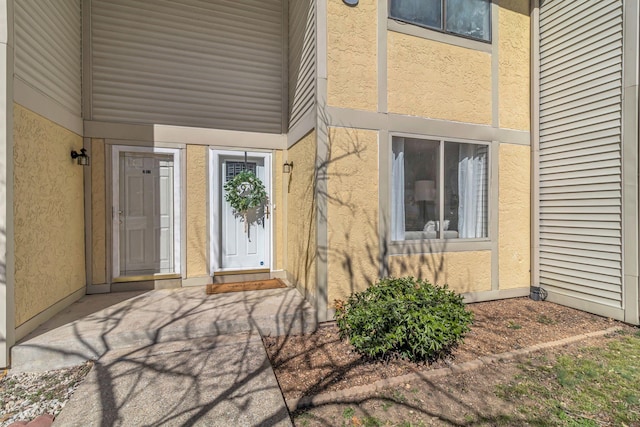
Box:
[0,362,92,427]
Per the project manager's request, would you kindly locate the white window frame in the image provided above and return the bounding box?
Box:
[390,134,492,244]
[388,0,493,43]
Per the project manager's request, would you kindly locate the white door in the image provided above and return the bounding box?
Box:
[211,151,271,272]
[113,147,181,279]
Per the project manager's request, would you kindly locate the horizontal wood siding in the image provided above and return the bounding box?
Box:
[538,0,624,310]
[14,0,82,115]
[288,0,316,130]
[90,0,285,133]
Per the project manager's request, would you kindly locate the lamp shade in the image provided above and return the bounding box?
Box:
[414,180,436,201]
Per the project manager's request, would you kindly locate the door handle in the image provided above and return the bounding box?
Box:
[265,204,270,220]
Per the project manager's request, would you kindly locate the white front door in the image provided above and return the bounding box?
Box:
[113,147,182,279]
[211,151,271,272]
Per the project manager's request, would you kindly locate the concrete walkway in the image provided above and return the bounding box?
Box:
[11,286,316,426]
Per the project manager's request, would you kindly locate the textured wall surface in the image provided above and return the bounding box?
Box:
[186,145,208,278]
[388,251,492,294]
[13,104,85,326]
[499,143,530,289]
[287,131,317,301]
[91,139,106,285]
[274,150,284,270]
[499,0,531,131]
[388,31,492,125]
[327,0,377,111]
[327,128,379,303]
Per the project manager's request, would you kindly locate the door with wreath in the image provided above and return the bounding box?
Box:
[215,152,271,271]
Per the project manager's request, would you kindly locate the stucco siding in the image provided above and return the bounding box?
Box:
[388,251,492,294]
[13,104,85,326]
[186,145,208,278]
[499,0,531,131]
[499,143,530,289]
[327,128,379,303]
[287,131,317,302]
[327,0,377,111]
[91,139,106,285]
[387,31,492,125]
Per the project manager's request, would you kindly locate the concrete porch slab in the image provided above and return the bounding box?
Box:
[53,334,292,427]
[11,286,316,373]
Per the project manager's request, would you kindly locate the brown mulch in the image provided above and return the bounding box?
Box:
[263,297,621,400]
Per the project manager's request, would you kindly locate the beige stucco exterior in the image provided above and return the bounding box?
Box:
[13,104,86,326]
[327,0,377,111]
[326,127,379,303]
[287,131,318,302]
[91,139,106,285]
[387,31,493,125]
[186,145,208,278]
[499,0,531,131]
[499,143,531,289]
[388,251,493,294]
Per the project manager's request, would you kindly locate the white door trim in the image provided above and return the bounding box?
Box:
[111,145,183,280]
[209,149,273,274]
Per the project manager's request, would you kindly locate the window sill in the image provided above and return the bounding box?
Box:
[389,238,492,255]
[388,19,492,53]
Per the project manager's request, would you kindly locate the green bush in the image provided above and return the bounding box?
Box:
[334,277,474,362]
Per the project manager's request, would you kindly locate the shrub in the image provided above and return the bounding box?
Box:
[334,277,474,362]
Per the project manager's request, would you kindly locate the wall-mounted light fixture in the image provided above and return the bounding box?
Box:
[343,0,359,5]
[283,161,293,174]
[71,148,90,166]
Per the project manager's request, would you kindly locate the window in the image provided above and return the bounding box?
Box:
[389,0,491,42]
[391,136,488,241]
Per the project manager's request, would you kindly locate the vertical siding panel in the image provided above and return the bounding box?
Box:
[288,0,316,130]
[538,0,624,311]
[90,0,285,133]
[14,0,83,115]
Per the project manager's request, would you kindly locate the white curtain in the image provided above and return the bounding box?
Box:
[391,148,405,241]
[458,144,487,238]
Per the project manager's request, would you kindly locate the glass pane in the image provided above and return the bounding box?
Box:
[391,137,440,241]
[390,0,442,30]
[444,142,488,239]
[445,0,491,41]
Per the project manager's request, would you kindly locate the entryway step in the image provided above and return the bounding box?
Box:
[11,286,316,373]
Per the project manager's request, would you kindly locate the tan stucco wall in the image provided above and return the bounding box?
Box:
[327,0,377,111]
[91,139,106,285]
[499,143,530,289]
[287,131,317,301]
[388,251,492,294]
[499,0,531,131]
[13,104,85,326]
[327,128,379,304]
[388,31,492,125]
[274,150,285,270]
[186,145,208,278]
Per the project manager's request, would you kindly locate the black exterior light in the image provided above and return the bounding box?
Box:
[283,161,293,174]
[71,148,90,166]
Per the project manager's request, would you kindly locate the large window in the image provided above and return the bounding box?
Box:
[391,136,488,241]
[390,0,491,42]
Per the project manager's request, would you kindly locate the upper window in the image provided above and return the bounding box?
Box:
[391,136,489,241]
[389,0,492,42]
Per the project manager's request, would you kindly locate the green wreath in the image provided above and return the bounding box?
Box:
[224,170,267,224]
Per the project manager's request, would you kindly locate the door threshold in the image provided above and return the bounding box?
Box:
[112,273,181,283]
[213,268,270,276]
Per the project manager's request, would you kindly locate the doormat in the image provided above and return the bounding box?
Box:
[206,278,287,295]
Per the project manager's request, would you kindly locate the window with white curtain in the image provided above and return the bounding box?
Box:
[389,0,492,42]
[391,136,488,241]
